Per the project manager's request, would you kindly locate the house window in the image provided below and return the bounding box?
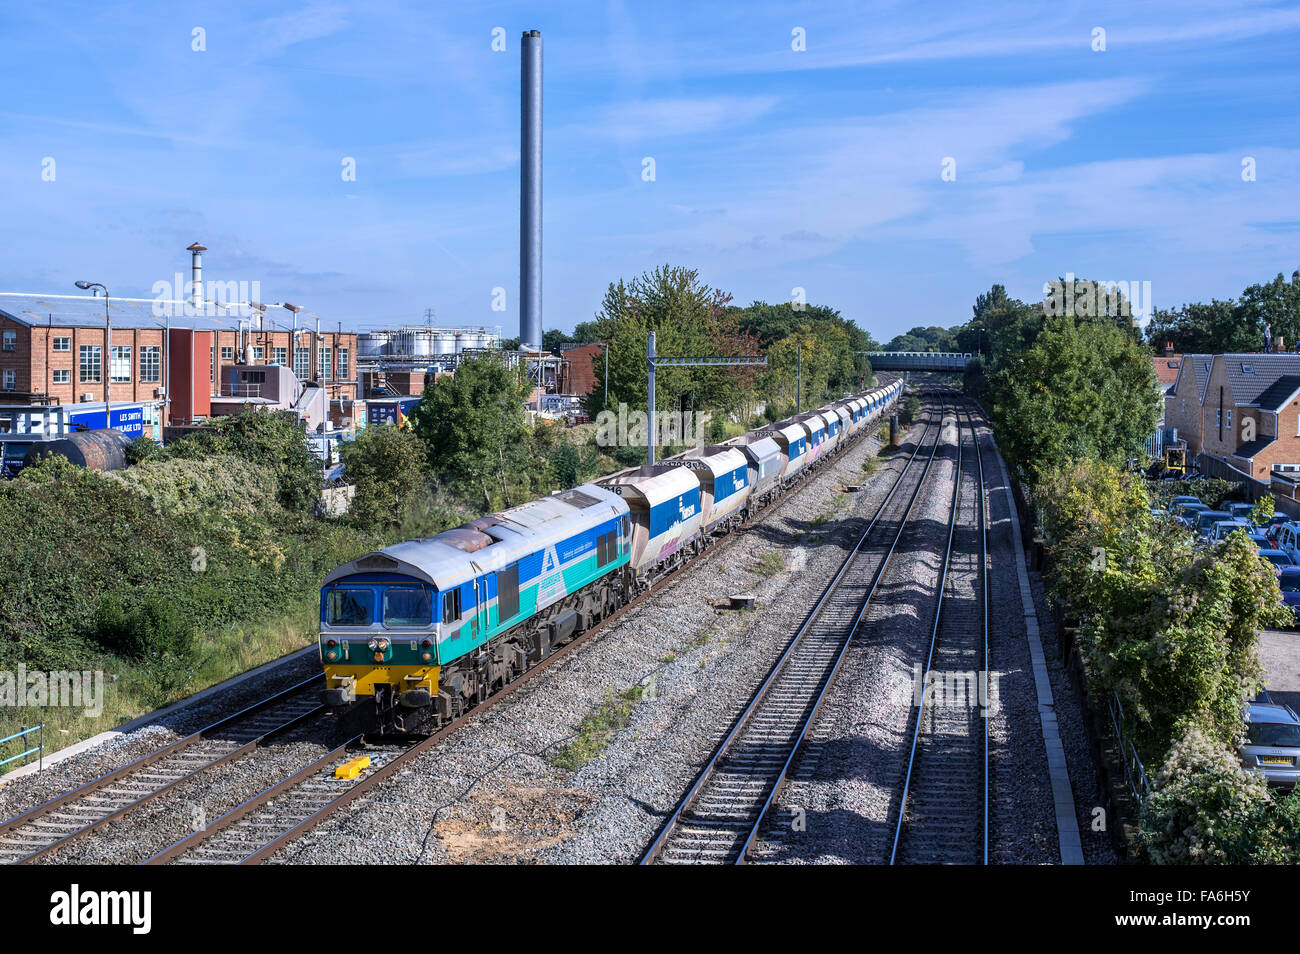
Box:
[294,348,310,379]
[338,347,349,379]
[52,368,70,385]
[1,370,14,390]
[253,346,265,361]
[52,336,70,352]
[317,347,331,378]
[110,345,132,382]
[1181,399,1186,414]
[79,345,101,382]
[1226,408,1232,432]
[140,346,161,383]
[273,347,287,366]
[221,346,234,361]
[2,331,16,352]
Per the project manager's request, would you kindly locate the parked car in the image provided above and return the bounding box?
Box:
[1171,495,1203,509]
[1275,523,1300,562]
[1241,701,1300,788]
[1193,510,1233,539]
[1277,567,1300,623]
[1210,519,1252,543]
[1227,502,1258,524]
[1265,515,1293,546]
[1248,531,1271,548]
[1259,548,1295,569]
[1176,502,1211,526]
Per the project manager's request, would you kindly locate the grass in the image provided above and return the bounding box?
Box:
[0,602,319,775]
[810,493,848,529]
[550,684,648,771]
[754,551,786,579]
[861,455,881,477]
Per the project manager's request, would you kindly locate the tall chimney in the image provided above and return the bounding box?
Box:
[520,30,543,351]
[187,242,206,309]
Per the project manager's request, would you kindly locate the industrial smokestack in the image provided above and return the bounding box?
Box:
[187,242,206,309]
[520,30,543,351]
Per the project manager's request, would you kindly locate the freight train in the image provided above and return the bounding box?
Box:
[319,378,903,735]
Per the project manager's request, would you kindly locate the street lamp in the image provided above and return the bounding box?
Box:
[74,281,111,433]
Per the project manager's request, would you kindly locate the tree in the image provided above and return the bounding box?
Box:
[410,355,531,510]
[988,313,1161,483]
[341,423,429,528]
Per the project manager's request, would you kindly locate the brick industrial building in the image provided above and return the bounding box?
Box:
[0,293,357,427]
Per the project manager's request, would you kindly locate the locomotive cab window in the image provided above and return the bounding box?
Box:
[326,588,374,626]
[442,588,463,622]
[383,587,432,626]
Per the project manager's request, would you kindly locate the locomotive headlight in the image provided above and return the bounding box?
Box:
[421,651,433,662]
[326,650,338,661]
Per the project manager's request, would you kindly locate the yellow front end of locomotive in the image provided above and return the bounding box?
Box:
[323,664,440,705]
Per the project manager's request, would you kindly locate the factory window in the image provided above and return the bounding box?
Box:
[79,345,101,383]
[317,347,332,378]
[338,347,349,379]
[110,345,132,382]
[1,370,14,390]
[272,347,287,366]
[383,588,432,627]
[442,588,462,623]
[221,346,234,361]
[52,336,70,352]
[1,332,15,352]
[294,348,310,379]
[498,564,520,622]
[253,346,265,361]
[140,346,161,383]
[325,588,374,626]
[52,369,70,384]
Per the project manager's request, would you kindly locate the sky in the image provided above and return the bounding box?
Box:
[1,0,1298,341]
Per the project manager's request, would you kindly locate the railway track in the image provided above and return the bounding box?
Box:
[135,392,908,865]
[889,403,989,864]
[640,397,949,865]
[3,388,902,866]
[0,677,324,864]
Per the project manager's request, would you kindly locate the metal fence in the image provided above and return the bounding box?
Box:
[0,724,42,773]
[1108,694,1150,804]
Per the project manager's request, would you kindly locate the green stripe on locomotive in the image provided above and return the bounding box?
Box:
[435,546,629,666]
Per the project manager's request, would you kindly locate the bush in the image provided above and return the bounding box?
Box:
[1139,727,1268,863]
[125,435,161,465]
[93,593,196,661]
[341,424,428,529]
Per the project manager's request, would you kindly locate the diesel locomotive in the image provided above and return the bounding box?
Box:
[319,379,903,735]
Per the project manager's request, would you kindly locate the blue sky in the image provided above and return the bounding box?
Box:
[2,0,1298,341]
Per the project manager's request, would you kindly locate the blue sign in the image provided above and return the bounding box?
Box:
[69,405,147,439]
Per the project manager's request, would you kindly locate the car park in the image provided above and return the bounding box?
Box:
[1241,701,1300,788]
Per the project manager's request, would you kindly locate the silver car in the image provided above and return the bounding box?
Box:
[1241,701,1300,787]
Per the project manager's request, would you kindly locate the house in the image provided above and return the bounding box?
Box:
[1167,353,1300,481]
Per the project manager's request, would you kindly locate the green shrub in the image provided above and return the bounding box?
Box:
[93,593,195,661]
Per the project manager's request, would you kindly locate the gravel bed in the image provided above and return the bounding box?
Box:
[270,418,913,864]
[750,404,1061,864]
[0,650,323,826]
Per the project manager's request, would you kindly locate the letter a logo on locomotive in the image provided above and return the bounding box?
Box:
[538,544,567,607]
